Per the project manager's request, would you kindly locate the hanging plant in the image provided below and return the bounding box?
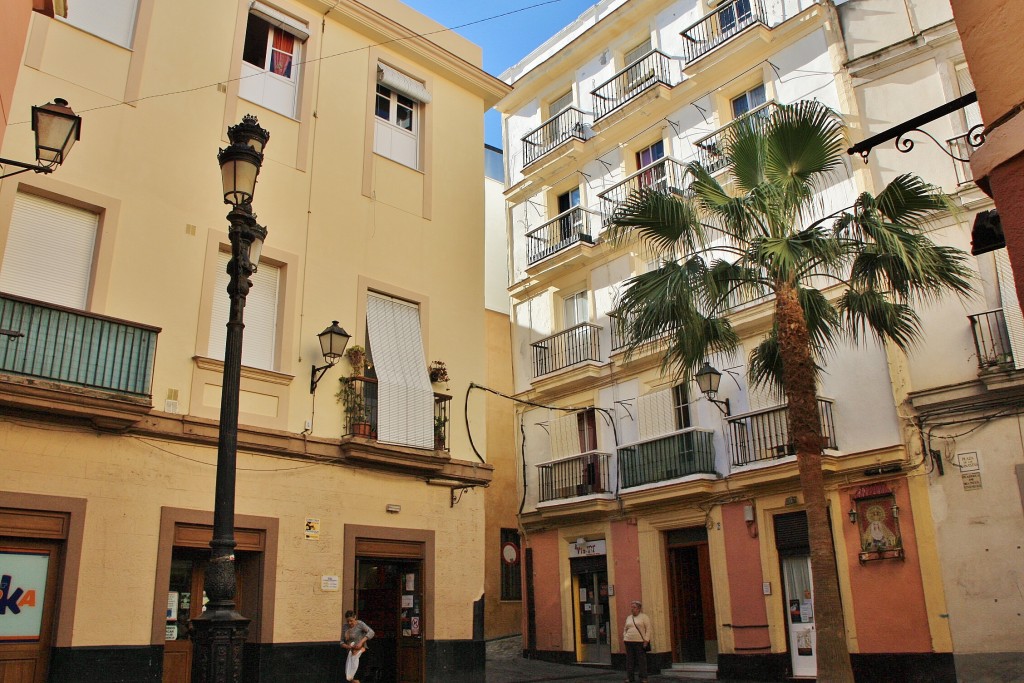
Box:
[428,360,450,386]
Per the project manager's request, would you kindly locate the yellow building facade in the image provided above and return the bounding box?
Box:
[0,1,507,682]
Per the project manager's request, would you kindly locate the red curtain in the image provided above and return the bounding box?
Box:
[270,30,294,76]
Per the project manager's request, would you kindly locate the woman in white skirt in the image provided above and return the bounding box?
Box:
[341,610,375,683]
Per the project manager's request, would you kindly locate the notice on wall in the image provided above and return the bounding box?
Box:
[962,472,983,491]
[405,573,415,591]
[321,575,339,592]
[402,594,414,608]
[166,624,178,641]
[304,518,320,540]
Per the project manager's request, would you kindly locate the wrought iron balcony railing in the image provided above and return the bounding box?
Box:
[538,450,612,502]
[522,107,591,168]
[598,157,689,220]
[342,374,452,450]
[609,312,678,353]
[0,292,158,397]
[693,101,777,174]
[728,398,836,466]
[531,322,602,377]
[680,0,768,64]
[525,206,600,265]
[619,428,716,488]
[969,308,1013,369]
[591,50,676,121]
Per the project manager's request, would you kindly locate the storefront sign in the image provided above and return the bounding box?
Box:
[0,550,49,641]
[568,539,606,558]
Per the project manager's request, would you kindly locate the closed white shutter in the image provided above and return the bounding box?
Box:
[0,192,97,309]
[638,388,674,440]
[549,413,580,459]
[366,292,434,449]
[377,64,431,103]
[208,250,279,371]
[995,249,1024,370]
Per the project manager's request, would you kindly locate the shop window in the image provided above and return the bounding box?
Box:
[500,528,522,601]
[239,4,309,118]
[374,64,430,169]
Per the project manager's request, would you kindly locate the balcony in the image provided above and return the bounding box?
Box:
[728,398,836,466]
[680,0,768,64]
[531,323,602,378]
[591,50,676,121]
[0,293,158,397]
[609,312,677,354]
[538,450,612,502]
[619,428,716,488]
[522,107,591,168]
[597,157,689,220]
[693,101,777,174]
[969,309,1012,369]
[525,207,600,265]
[342,375,452,450]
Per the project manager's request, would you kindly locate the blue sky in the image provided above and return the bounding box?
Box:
[399,0,597,148]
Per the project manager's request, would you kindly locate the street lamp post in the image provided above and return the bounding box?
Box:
[191,114,270,683]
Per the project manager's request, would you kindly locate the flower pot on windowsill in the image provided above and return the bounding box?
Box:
[352,422,372,437]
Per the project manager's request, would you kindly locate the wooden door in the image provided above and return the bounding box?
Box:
[0,540,62,683]
[668,543,717,663]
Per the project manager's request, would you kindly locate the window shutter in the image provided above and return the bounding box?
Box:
[377,64,432,104]
[995,249,1024,370]
[208,251,279,370]
[366,293,434,449]
[250,1,309,41]
[549,413,580,458]
[0,192,97,310]
[638,388,674,440]
[773,511,810,556]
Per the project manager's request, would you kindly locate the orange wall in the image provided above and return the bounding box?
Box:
[525,529,564,651]
[841,484,932,653]
[950,0,1024,126]
[722,502,771,651]
[610,519,641,643]
[0,0,34,149]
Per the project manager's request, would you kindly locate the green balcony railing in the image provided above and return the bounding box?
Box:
[0,293,158,397]
[619,428,717,488]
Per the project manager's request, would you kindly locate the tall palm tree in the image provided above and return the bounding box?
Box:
[608,101,973,682]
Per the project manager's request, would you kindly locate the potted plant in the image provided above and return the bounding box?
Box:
[345,345,367,376]
[428,360,449,389]
[434,415,448,450]
[337,377,372,437]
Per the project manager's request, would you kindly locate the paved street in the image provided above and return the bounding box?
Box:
[485,657,761,683]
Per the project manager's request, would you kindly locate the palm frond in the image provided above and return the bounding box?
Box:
[837,289,921,350]
[608,188,706,256]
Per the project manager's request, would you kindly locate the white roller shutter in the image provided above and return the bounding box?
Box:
[0,192,97,309]
[208,250,279,371]
[638,388,674,440]
[549,413,580,459]
[956,64,983,131]
[377,63,431,103]
[366,292,434,449]
[250,1,309,40]
[995,249,1024,370]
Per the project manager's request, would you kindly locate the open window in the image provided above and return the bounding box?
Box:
[239,3,309,118]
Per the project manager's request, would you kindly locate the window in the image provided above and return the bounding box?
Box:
[719,0,753,35]
[500,529,522,601]
[58,0,139,47]
[0,192,97,310]
[673,383,692,430]
[955,63,982,131]
[374,64,431,170]
[731,84,767,119]
[550,90,574,118]
[636,140,666,191]
[208,251,280,371]
[365,292,434,449]
[239,4,309,118]
[556,187,583,241]
[563,290,588,328]
[624,38,652,68]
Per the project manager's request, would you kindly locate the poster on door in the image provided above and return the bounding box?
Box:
[0,550,49,641]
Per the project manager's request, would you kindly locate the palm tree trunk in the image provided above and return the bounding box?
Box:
[775,282,854,683]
